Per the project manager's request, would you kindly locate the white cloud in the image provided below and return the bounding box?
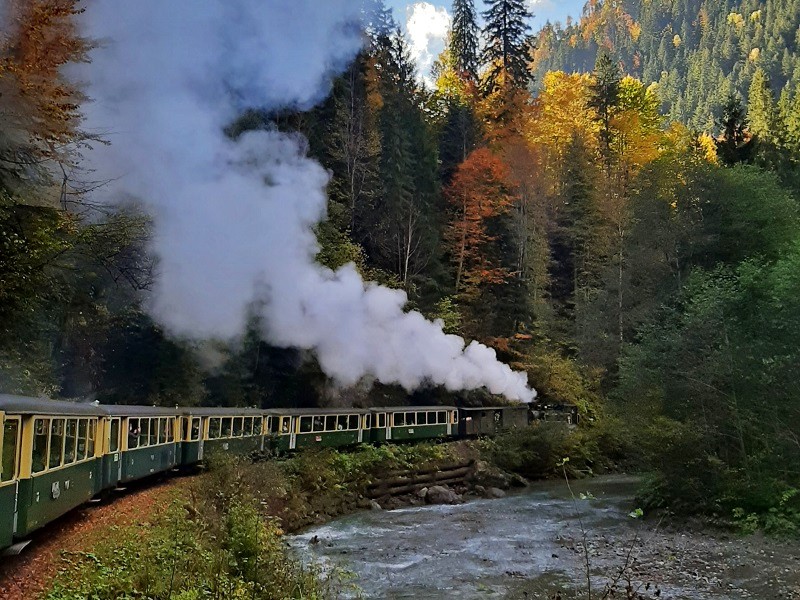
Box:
[404,2,450,86]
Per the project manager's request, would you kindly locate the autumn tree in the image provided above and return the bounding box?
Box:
[445,147,517,336]
[0,0,90,204]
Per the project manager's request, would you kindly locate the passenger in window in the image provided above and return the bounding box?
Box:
[129,421,140,448]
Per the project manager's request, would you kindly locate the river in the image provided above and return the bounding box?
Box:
[289,475,800,599]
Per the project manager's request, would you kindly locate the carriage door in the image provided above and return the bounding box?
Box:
[109,418,122,481]
[382,413,391,440]
[1,414,21,536]
[289,417,297,450]
[196,418,205,461]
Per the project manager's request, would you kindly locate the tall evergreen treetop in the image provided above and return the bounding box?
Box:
[450,0,480,81]
[715,94,753,166]
[481,0,533,91]
[588,52,621,163]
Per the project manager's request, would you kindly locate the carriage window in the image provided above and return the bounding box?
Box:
[299,417,313,433]
[406,413,416,426]
[156,419,165,444]
[221,418,232,438]
[254,418,262,435]
[364,414,371,429]
[208,418,220,439]
[33,419,48,473]
[77,419,88,460]
[149,419,158,445]
[243,417,252,435]
[232,417,242,437]
[378,413,386,428]
[63,419,77,464]
[1,419,19,482]
[325,416,337,431]
[49,419,64,469]
[110,419,120,453]
[394,413,405,426]
[269,417,279,434]
[141,418,151,447]
[420,413,429,425]
[437,411,446,424]
[166,419,174,443]
[332,415,343,431]
[128,419,140,449]
[281,417,290,433]
[191,418,201,441]
[312,416,324,432]
[88,420,95,457]
[348,415,359,430]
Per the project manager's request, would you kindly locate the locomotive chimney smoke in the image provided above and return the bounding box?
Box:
[79,0,536,403]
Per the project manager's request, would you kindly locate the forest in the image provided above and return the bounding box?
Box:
[1,0,799,529]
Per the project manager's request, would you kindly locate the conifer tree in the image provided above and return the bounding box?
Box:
[481,0,533,92]
[588,52,621,168]
[715,95,753,165]
[450,0,480,81]
[748,68,779,144]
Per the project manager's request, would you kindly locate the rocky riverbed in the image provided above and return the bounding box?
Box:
[289,475,800,599]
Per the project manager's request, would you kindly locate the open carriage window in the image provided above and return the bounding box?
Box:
[1,418,19,482]
[33,419,48,473]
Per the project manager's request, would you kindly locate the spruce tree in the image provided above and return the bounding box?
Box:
[748,68,779,144]
[588,52,621,168]
[481,0,533,92]
[715,94,753,166]
[450,0,480,81]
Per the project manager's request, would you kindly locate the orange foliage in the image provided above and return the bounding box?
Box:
[0,0,89,159]
[445,148,516,299]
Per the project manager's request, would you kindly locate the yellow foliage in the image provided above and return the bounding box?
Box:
[727,12,745,28]
[526,71,599,161]
[673,34,682,47]
[698,132,719,165]
[749,47,761,62]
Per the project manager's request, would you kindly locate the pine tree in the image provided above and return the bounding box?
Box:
[481,0,533,92]
[715,94,753,165]
[588,52,621,169]
[450,0,480,81]
[748,68,779,144]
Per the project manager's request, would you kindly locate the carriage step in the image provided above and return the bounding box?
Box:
[113,487,127,492]
[2,540,31,556]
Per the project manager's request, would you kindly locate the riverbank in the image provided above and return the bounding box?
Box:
[290,475,800,599]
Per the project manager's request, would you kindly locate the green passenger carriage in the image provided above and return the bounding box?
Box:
[181,407,266,463]
[265,408,370,452]
[370,406,457,443]
[103,405,180,487]
[0,395,105,549]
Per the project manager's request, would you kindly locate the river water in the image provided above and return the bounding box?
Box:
[289,475,800,599]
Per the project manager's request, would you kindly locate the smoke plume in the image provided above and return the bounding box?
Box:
[80,0,536,402]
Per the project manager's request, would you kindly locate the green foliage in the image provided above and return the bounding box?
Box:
[46,460,344,600]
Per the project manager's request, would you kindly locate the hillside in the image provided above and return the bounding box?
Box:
[533,0,800,130]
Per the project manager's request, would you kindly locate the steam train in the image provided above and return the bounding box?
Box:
[0,394,576,553]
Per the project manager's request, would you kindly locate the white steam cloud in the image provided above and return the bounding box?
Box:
[80,0,536,403]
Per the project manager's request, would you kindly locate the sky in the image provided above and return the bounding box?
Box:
[387,0,586,84]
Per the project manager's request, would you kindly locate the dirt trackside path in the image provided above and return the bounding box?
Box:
[0,476,191,600]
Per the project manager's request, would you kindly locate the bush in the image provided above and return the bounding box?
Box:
[46,459,344,600]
